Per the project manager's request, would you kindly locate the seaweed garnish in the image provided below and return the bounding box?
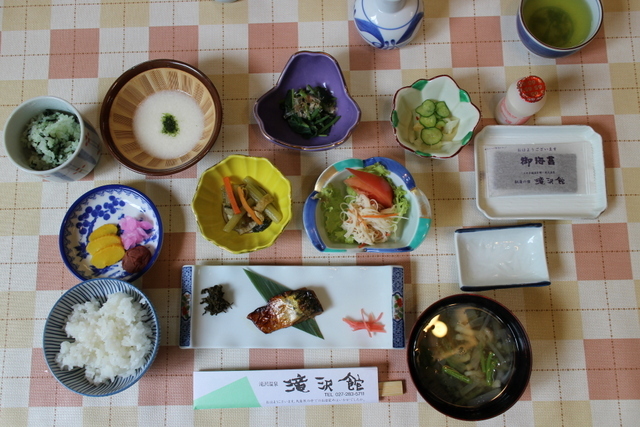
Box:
[200,284,232,316]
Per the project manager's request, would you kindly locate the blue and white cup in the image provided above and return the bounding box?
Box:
[517,0,603,58]
[3,96,102,182]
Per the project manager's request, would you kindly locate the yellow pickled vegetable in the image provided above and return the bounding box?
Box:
[91,245,126,269]
[87,235,122,255]
[89,224,119,241]
[87,223,125,268]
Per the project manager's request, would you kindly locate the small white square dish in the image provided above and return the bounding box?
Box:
[475,125,607,220]
[454,223,550,291]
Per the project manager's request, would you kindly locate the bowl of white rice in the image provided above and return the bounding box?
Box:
[43,278,160,396]
[3,96,102,182]
[100,59,222,176]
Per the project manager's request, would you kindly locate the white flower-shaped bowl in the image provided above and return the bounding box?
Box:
[391,75,481,159]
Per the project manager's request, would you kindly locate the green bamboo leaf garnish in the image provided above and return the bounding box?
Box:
[243,269,324,339]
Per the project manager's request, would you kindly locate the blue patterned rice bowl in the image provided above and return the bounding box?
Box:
[42,278,160,397]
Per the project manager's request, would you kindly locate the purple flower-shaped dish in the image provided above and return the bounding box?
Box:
[254,51,361,151]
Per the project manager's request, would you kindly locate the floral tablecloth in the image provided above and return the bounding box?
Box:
[0,1,638,426]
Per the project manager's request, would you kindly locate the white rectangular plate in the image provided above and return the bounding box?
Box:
[455,223,550,291]
[475,125,607,219]
[180,265,405,349]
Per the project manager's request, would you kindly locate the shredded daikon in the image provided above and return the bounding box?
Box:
[340,193,404,245]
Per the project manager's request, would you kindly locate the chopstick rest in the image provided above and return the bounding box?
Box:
[379,381,404,397]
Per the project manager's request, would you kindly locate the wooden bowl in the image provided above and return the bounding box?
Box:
[100,59,222,176]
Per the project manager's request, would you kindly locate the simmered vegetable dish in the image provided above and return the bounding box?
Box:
[221,176,282,234]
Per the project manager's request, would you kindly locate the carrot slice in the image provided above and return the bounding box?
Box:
[361,213,398,219]
[342,309,386,337]
[223,176,241,215]
[237,187,263,225]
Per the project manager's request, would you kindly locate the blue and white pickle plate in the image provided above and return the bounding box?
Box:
[455,223,550,291]
[59,185,163,282]
[180,265,405,349]
[302,156,431,253]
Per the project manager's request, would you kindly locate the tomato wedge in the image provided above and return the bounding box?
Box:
[344,168,394,209]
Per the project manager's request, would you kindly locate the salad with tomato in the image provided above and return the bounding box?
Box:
[315,163,410,246]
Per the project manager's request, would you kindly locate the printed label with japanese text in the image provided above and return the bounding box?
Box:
[193,367,379,409]
[487,147,579,197]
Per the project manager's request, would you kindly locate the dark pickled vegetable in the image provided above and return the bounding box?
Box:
[251,217,272,233]
[200,285,232,316]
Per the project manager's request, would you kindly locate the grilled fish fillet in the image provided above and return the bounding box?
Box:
[247,288,324,334]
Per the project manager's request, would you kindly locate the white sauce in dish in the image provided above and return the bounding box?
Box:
[133,90,204,159]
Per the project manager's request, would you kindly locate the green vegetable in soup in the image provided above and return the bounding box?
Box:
[413,306,516,407]
[443,365,472,384]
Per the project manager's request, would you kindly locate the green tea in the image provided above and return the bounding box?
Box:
[523,0,594,48]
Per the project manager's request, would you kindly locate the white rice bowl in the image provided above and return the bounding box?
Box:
[56,292,153,385]
[43,278,160,397]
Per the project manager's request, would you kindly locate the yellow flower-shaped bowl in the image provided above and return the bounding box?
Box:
[192,155,292,254]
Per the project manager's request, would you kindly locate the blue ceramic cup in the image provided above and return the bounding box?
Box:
[517,0,603,58]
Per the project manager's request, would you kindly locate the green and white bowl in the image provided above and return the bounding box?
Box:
[391,76,481,159]
[3,96,102,182]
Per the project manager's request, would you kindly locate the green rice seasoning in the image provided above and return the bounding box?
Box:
[161,113,179,137]
[22,109,81,171]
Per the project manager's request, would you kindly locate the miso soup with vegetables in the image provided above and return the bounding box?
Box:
[412,304,516,407]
